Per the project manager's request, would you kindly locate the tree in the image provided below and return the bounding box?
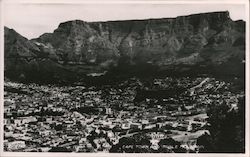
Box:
[197,132,213,152]
[158,138,180,153]
[204,97,245,153]
[54,124,63,131]
[109,144,122,153]
[159,138,179,146]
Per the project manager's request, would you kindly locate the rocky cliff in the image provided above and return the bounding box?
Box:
[4,11,245,83]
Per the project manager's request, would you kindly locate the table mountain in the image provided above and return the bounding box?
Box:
[4,11,245,83]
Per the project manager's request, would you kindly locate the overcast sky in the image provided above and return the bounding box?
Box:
[3,2,246,39]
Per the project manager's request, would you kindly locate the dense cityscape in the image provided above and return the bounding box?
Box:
[3,76,244,153]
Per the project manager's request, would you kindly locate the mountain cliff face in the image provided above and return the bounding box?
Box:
[4,11,245,83]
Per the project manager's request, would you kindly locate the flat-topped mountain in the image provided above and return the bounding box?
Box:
[4,11,245,83]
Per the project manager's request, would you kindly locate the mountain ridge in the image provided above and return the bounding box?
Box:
[4,11,245,83]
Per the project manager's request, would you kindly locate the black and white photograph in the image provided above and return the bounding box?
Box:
[1,0,249,155]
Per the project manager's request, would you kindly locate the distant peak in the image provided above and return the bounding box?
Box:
[4,26,15,32]
[58,19,87,28]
